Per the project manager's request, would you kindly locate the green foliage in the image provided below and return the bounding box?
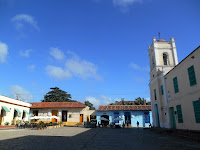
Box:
[16,119,21,124]
[11,119,15,125]
[4,122,9,126]
[0,119,2,125]
[39,121,44,127]
[84,100,96,110]
[134,97,145,105]
[41,87,76,102]
[49,122,52,126]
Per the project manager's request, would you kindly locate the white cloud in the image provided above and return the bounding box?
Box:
[129,62,149,71]
[0,42,8,63]
[50,47,65,61]
[84,95,117,109]
[85,96,101,109]
[27,64,35,72]
[11,14,39,31]
[20,49,32,58]
[146,97,151,102]
[113,0,142,12]
[47,49,103,81]
[9,85,34,101]
[46,65,72,80]
[66,58,102,81]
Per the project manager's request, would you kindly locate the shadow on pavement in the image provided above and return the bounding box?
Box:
[0,128,200,150]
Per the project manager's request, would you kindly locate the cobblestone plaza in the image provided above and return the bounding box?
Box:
[0,127,200,150]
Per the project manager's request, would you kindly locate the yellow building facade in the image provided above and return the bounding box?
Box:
[149,37,200,130]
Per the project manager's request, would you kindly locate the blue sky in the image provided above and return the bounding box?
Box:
[0,0,200,108]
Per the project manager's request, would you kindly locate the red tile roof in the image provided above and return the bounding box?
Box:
[157,39,166,42]
[98,105,151,111]
[31,102,86,108]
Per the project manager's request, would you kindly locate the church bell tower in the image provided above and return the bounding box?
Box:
[148,37,178,81]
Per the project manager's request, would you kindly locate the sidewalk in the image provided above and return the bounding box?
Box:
[150,127,200,142]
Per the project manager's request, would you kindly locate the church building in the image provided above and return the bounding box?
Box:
[149,37,200,130]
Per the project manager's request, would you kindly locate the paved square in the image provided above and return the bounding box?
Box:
[0,127,200,150]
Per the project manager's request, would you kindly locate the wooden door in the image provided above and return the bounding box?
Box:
[62,111,67,122]
[80,114,83,122]
[52,110,58,122]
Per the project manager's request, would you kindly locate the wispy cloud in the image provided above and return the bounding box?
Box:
[46,49,103,81]
[49,47,65,61]
[0,42,8,63]
[27,64,35,72]
[113,0,143,12]
[84,95,118,108]
[9,85,34,101]
[11,14,39,31]
[129,62,149,71]
[20,49,32,58]
[46,65,72,80]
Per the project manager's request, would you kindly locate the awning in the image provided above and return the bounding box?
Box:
[15,108,21,114]
[23,110,29,115]
[2,106,10,112]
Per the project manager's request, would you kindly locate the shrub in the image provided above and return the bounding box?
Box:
[39,121,44,127]
[11,119,15,125]
[4,122,10,126]
[16,119,21,124]
[0,119,2,125]
[49,122,52,126]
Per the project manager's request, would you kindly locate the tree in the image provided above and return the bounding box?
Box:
[84,100,95,110]
[134,97,145,105]
[41,87,76,102]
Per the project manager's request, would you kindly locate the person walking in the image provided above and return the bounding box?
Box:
[137,121,139,128]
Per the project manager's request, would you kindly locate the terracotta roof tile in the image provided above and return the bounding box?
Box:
[31,102,86,108]
[98,105,151,111]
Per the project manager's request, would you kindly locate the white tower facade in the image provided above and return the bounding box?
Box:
[148,37,178,128]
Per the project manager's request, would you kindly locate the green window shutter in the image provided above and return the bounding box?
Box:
[154,89,157,100]
[161,85,164,95]
[193,100,200,123]
[188,65,197,86]
[176,105,183,123]
[173,77,179,93]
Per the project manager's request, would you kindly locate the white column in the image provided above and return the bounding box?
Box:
[171,37,178,65]
[161,74,170,128]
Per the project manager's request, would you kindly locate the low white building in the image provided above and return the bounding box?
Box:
[30,102,96,126]
[0,95,31,126]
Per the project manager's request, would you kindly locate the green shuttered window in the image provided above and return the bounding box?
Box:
[193,100,200,123]
[154,89,157,100]
[173,77,179,93]
[161,85,164,95]
[176,105,183,123]
[188,65,197,86]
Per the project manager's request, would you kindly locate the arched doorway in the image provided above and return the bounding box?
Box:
[154,104,160,127]
[163,53,169,65]
[101,115,109,127]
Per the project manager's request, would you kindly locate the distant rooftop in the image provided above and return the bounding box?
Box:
[157,39,166,42]
[31,102,86,108]
[98,105,151,111]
